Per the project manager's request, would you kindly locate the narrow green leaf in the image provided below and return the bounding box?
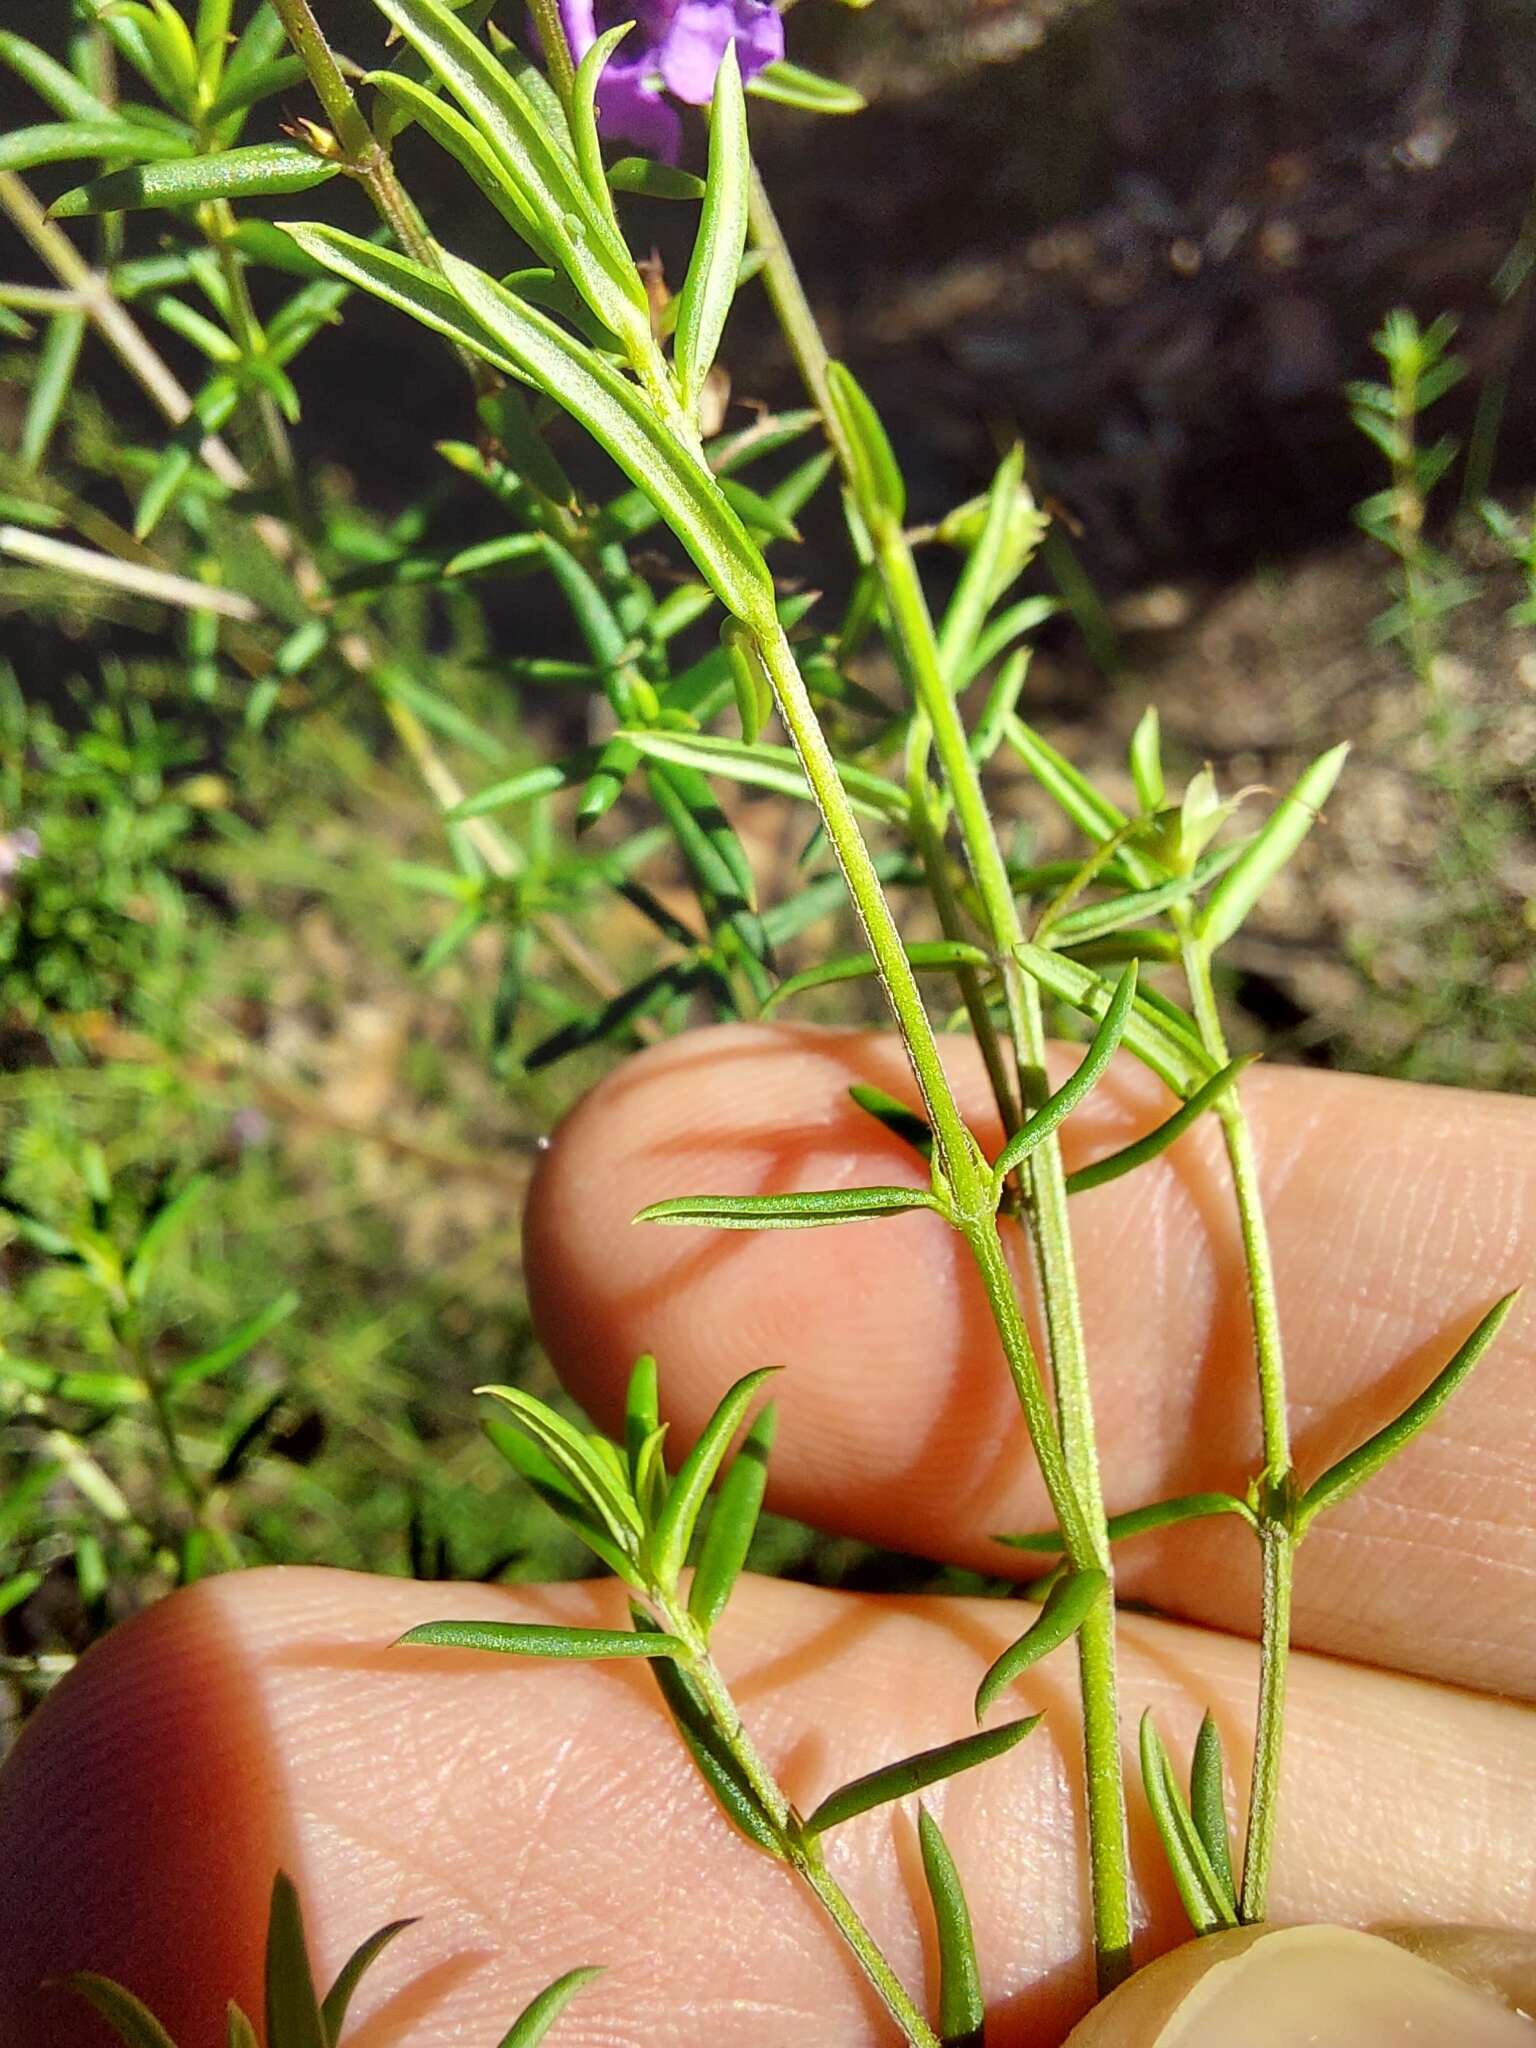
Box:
[973,1568,1106,1719]
[970,649,1030,765]
[366,73,557,260]
[1045,842,1249,948]
[63,1977,178,2048]
[826,360,905,528]
[571,23,633,212]
[646,758,758,913]
[397,1618,688,1659]
[917,1808,985,2048]
[650,1366,777,1590]
[993,964,1138,1183]
[689,1401,776,1632]
[1130,705,1165,812]
[638,1612,785,1853]
[722,617,773,741]
[765,940,990,1015]
[848,1082,933,1161]
[747,59,866,115]
[1014,944,1212,1096]
[608,155,705,200]
[1138,1714,1237,1933]
[1296,1290,1521,1535]
[266,1872,327,2048]
[498,1966,604,2047]
[0,32,118,121]
[803,1715,1039,1836]
[938,445,1024,685]
[1066,1058,1254,1194]
[1196,744,1349,950]
[625,1351,660,1479]
[319,1918,416,2046]
[1188,1713,1234,1907]
[478,1383,643,1545]
[483,1419,640,1583]
[165,1290,299,1393]
[956,596,1059,686]
[228,2003,260,2048]
[0,1570,44,1619]
[995,1490,1252,1556]
[1004,716,1129,850]
[615,728,908,823]
[0,119,191,175]
[206,53,307,122]
[50,144,340,217]
[675,43,749,414]
[719,474,800,543]
[375,0,646,336]
[126,1173,211,1301]
[636,1186,941,1231]
[19,310,85,473]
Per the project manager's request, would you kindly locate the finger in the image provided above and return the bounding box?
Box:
[525,1023,1536,1694]
[2,1568,1533,2047]
[1061,1927,1535,2046]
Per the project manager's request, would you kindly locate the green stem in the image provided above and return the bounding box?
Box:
[662,1602,941,2048]
[1177,925,1292,1922]
[525,0,578,114]
[116,1311,242,1573]
[750,160,1133,1990]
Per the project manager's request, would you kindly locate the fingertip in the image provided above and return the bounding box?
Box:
[0,1574,283,2047]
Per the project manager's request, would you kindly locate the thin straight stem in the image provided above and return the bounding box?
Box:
[526,0,578,113]
[750,160,1132,1988]
[663,1603,940,2048]
[1178,926,1293,1921]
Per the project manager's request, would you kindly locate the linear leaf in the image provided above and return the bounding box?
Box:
[608,155,705,199]
[624,1350,660,1479]
[0,119,192,175]
[165,1290,299,1393]
[228,2004,260,2048]
[993,962,1138,1183]
[0,32,118,120]
[572,23,633,211]
[366,73,557,259]
[636,1186,941,1231]
[995,1490,1252,1555]
[207,53,308,122]
[20,310,85,473]
[62,1978,179,2048]
[848,1082,933,1161]
[1066,1058,1253,1194]
[1005,717,1129,849]
[1296,1290,1520,1535]
[917,1808,985,2048]
[803,1715,1039,1836]
[483,1419,639,1582]
[1188,1713,1234,1907]
[765,940,990,1014]
[675,42,748,414]
[497,1966,604,2047]
[1130,704,1165,812]
[50,144,340,216]
[650,1366,777,1590]
[266,1872,327,2048]
[375,0,645,335]
[938,445,1024,684]
[689,1401,776,1633]
[1138,1714,1237,1933]
[826,360,905,528]
[615,728,908,822]
[638,1611,785,1853]
[973,1568,1106,1719]
[1196,744,1349,950]
[1046,841,1249,947]
[319,1919,416,2045]
[478,1384,642,1544]
[747,59,866,114]
[396,1618,687,1659]
[1014,944,1212,1096]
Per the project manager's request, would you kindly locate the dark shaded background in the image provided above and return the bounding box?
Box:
[8,0,1536,589]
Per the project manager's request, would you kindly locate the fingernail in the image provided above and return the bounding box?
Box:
[1064,1926,1536,2047]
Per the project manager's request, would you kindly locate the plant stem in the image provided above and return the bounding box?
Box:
[749,161,1133,1989]
[1177,926,1293,1921]
[661,1600,941,2048]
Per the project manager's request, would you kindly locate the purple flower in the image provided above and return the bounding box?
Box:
[558,0,783,160]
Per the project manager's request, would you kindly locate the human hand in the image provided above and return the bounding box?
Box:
[2,1025,1534,2045]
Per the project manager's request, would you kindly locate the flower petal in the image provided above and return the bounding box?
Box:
[595,58,684,158]
[655,0,782,105]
